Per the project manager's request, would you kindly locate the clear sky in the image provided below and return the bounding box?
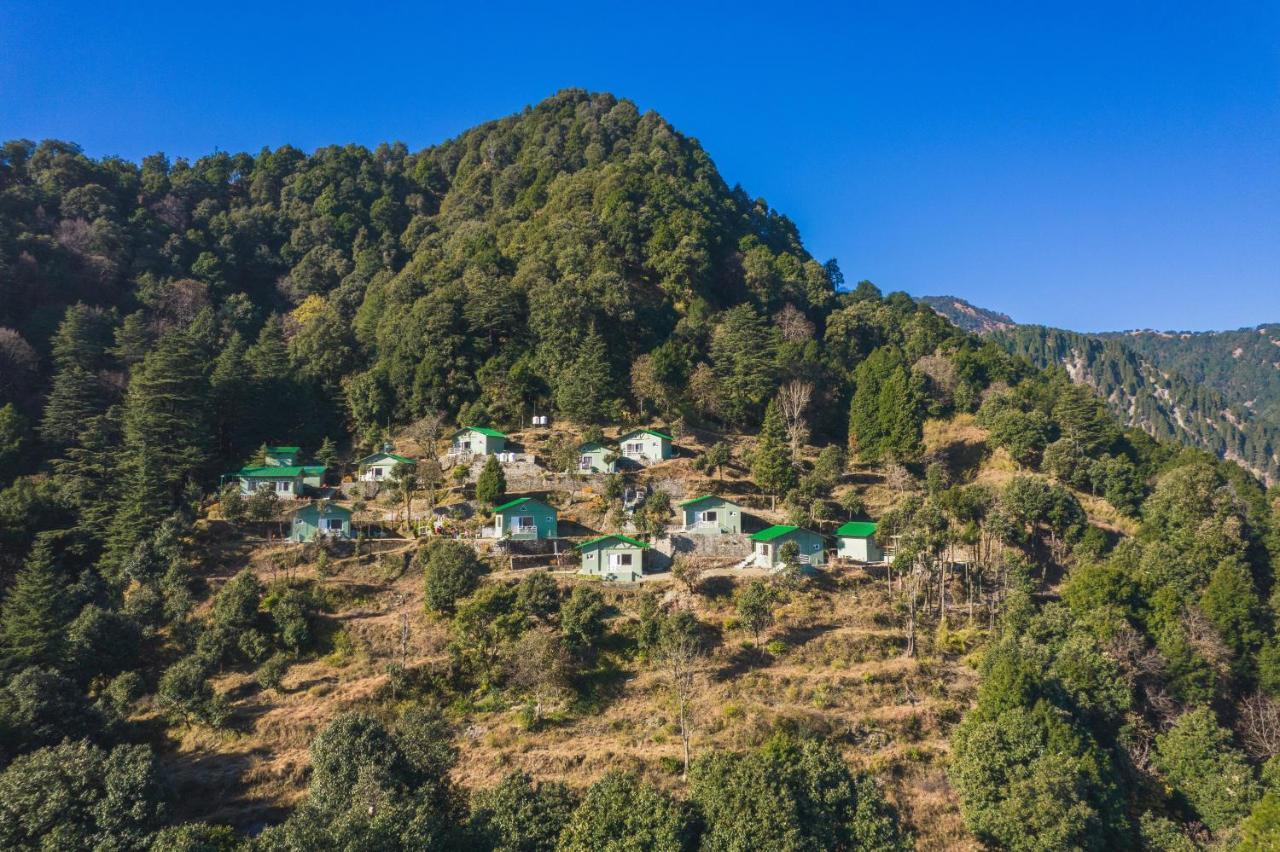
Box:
[3,1,1277,332]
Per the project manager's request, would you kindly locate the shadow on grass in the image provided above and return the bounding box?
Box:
[712,644,774,682]
[570,661,634,714]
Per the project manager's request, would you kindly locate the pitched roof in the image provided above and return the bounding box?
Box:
[578,441,609,452]
[575,534,648,551]
[266,446,300,454]
[293,502,352,518]
[491,496,555,514]
[357,452,415,465]
[678,494,735,508]
[300,465,327,474]
[836,521,878,538]
[458,425,507,438]
[234,466,305,478]
[751,524,805,542]
[619,428,673,442]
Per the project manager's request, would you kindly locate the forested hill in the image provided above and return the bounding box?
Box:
[1102,326,1280,427]
[992,326,1280,484]
[0,88,837,446]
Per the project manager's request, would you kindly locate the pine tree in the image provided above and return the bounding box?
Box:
[0,539,70,670]
[709,304,777,428]
[475,455,506,507]
[879,363,923,462]
[39,366,105,447]
[554,329,615,424]
[752,400,796,509]
[316,436,338,468]
[209,332,252,463]
[109,311,151,370]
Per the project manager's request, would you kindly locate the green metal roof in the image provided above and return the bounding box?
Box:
[678,494,733,508]
[301,464,326,472]
[234,466,305,478]
[578,441,608,451]
[266,446,300,454]
[357,452,414,465]
[619,428,673,442]
[575,534,648,551]
[836,521,878,538]
[492,496,554,514]
[459,425,507,438]
[750,524,801,542]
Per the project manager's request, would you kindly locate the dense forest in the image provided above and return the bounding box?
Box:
[2,90,1280,849]
[993,326,1280,485]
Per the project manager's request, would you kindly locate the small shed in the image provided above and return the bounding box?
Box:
[265,446,301,466]
[577,534,647,582]
[233,466,306,498]
[491,496,558,541]
[617,429,673,465]
[749,525,826,569]
[451,426,507,456]
[836,521,883,563]
[677,495,742,534]
[289,502,352,542]
[575,442,617,474]
[301,465,327,490]
[357,451,415,482]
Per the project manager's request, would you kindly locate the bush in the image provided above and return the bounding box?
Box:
[422,539,485,614]
[1154,705,1261,831]
[557,771,691,852]
[256,652,292,693]
[468,770,575,852]
[158,655,227,726]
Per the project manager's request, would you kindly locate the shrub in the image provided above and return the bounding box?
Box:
[422,539,485,614]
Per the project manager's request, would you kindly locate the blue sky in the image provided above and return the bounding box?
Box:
[3,1,1277,332]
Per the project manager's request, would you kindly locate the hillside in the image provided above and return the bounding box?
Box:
[993,325,1280,484]
[920,297,1280,484]
[2,92,1280,851]
[1102,326,1280,426]
[918,295,1016,334]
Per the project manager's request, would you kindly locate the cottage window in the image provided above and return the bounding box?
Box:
[324,518,343,531]
[516,515,536,529]
[373,467,384,479]
[610,552,633,568]
[700,510,717,523]
[275,481,291,493]
[578,455,591,469]
[625,442,643,454]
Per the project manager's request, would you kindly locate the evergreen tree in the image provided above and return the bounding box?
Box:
[209,331,251,463]
[39,365,104,447]
[554,329,615,424]
[710,304,778,428]
[475,455,506,507]
[0,540,70,670]
[0,402,27,480]
[752,400,796,508]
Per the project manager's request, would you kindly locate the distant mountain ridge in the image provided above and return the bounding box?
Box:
[922,296,1280,483]
[917,295,1016,334]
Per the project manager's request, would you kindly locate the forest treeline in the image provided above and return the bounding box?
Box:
[2,90,1280,849]
[993,326,1280,484]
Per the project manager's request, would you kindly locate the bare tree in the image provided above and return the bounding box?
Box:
[658,614,704,778]
[774,303,815,342]
[408,411,447,455]
[1239,692,1280,760]
[776,380,813,458]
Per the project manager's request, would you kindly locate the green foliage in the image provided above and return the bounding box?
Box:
[476,454,507,507]
[690,735,909,852]
[0,740,166,850]
[735,580,775,644]
[158,654,227,726]
[1238,791,1280,851]
[515,571,560,623]
[422,539,485,614]
[557,771,692,852]
[1153,706,1260,832]
[0,666,103,759]
[0,544,70,671]
[752,400,796,502]
[849,346,923,462]
[148,822,240,852]
[467,770,576,852]
[560,586,608,657]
